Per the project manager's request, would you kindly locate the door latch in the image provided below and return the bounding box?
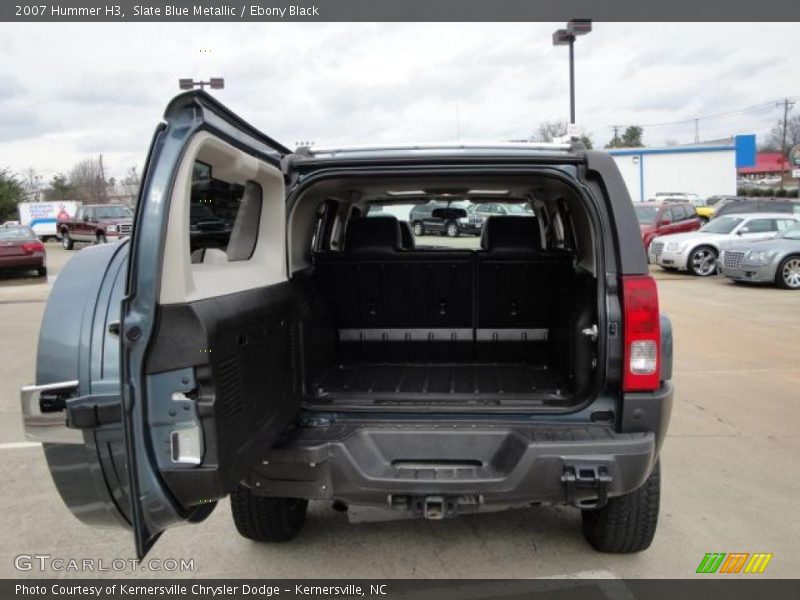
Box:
[581,324,598,342]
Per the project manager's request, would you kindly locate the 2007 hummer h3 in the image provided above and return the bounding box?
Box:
[21,92,672,558]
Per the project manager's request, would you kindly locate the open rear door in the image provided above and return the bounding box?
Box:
[120,92,297,556]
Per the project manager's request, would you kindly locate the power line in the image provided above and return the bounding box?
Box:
[602,96,800,131]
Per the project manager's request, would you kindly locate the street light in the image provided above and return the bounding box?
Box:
[178,77,225,91]
[552,19,592,127]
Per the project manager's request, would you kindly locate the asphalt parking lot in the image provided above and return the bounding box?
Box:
[0,242,797,578]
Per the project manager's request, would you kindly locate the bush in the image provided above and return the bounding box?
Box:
[776,188,788,197]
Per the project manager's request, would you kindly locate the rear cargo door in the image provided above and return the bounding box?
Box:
[121,91,296,557]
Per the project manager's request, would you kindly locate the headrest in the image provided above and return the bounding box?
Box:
[398,220,415,250]
[344,216,402,253]
[480,216,542,253]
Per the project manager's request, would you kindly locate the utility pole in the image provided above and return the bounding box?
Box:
[610,125,621,147]
[778,98,795,192]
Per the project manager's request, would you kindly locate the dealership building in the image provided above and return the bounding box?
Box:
[607,135,756,201]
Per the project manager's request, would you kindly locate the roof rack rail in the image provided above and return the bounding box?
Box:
[296,142,575,156]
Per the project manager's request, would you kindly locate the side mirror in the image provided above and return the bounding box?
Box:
[432,207,468,220]
[83,214,90,222]
[738,227,749,235]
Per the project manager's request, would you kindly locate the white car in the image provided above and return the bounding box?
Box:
[648,213,800,276]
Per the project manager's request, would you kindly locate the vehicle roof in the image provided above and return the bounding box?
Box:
[714,212,800,219]
[634,201,690,207]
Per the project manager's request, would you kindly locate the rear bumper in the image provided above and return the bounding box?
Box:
[253,385,672,509]
[0,254,44,269]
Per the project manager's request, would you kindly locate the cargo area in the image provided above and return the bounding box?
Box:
[287,177,604,411]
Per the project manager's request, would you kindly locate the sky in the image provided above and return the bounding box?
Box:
[0,22,797,182]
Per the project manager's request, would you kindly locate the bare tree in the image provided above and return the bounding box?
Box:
[21,167,43,201]
[68,156,108,204]
[121,166,141,205]
[531,120,568,143]
[762,114,800,152]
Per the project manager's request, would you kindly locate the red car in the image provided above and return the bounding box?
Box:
[634,201,702,252]
[0,225,47,277]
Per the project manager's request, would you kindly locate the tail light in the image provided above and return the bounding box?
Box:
[22,241,45,254]
[621,275,660,392]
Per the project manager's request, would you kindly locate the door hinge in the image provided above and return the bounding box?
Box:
[581,324,599,342]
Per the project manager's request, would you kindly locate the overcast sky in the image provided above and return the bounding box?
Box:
[0,22,797,181]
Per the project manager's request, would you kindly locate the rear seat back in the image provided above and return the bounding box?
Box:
[476,216,574,361]
[313,215,576,363]
[314,217,474,361]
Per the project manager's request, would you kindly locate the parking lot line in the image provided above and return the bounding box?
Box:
[0,442,41,450]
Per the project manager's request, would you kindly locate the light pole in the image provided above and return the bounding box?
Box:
[552,19,592,126]
[178,78,225,91]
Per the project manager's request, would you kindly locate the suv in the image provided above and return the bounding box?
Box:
[712,197,800,219]
[21,92,673,558]
[409,200,472,237]
[634,201,702,251]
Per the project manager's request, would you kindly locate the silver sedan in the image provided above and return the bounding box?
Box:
[718,224,800,289]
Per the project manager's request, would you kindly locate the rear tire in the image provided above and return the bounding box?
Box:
[61,231,74,250]
[776,255,800,290]
[230,485,308,542]
[96,233,107,245]
[445,221,459,238]
[412,221,424,236]
[36,266,47,278]
[581,460,660,553]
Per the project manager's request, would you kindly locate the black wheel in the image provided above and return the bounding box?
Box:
[412,221,424,236]
[687,246,717,276]
[230,485,308,542]
[661,266,679,272]
[36,266,47,278]
[582,460,660,553]
[96,233,107,244]
[776,255,800,290]
[445,221,459,238]
[61,231,74,250]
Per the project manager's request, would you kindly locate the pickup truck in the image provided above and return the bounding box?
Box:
[59,204,134,250]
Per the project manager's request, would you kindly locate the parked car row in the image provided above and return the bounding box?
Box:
[408,201,533,237]
[648,213,800,289]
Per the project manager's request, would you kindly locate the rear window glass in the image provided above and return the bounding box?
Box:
[366,201,533,250]
[633,205,659,224]
[189,161,262,262]
[0,227,36,240]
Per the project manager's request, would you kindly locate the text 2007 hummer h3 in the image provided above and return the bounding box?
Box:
[21,92,672,557]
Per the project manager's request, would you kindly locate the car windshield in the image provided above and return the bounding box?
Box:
[700,216,743,234]
[93,206,132,219]
[0,226,35,241]
[633,205,659,224]
[779,224,800,240]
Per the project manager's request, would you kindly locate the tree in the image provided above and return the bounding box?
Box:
[0,168,25,222]
[21,167,43,201]
[579,134,594,149]
[762,114,800,153]
[606,126,643,149]
[68,156,108,204]
[44,173,75,201]
[120,166,141,205]
[531,120,567,143]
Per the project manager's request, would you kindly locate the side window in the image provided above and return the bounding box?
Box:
[744,219,773,233]
[685,204,698,219]
[189,160,263,263]
[672,206,685,221]
[775,219,796,232]
[84,208,93,221]
[661,207,675,223]
[75,207,83,220]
